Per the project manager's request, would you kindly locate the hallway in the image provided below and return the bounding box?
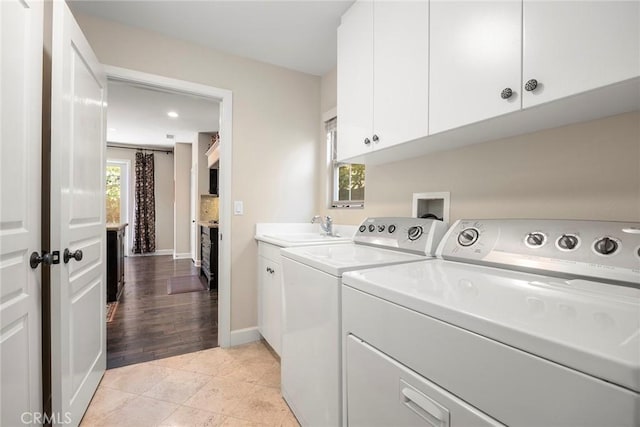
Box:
[107,256,218,369]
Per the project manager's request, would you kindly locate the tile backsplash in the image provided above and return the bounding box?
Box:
[200,195,219,222]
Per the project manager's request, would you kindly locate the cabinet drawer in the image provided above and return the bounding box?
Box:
[258,241,282,263]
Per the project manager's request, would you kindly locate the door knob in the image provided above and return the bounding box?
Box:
[63,248,83,264]
[30,251,53,269]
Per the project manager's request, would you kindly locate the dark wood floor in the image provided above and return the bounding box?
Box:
[107,255,218,369]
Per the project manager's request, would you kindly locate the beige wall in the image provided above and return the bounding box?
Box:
[107,147,175,251]
[318,68,640,225]
[174,143,192,256]
[77,13,320,331]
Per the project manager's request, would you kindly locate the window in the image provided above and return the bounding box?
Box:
[105,160,129,225]
[327,118,365,208]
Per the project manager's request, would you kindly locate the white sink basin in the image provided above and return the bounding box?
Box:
[262,233,352,244]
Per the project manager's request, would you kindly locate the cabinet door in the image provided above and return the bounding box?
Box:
[337,0,374,161]
[429,0,522,134]
[373,0,429,150]
[523,1,640,108]
[258,256,282,355]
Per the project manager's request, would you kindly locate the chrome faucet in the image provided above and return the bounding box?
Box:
[311,215,333,236]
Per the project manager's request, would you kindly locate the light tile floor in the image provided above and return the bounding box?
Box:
[81,341,300,427]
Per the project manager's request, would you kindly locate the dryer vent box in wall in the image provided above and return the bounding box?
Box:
[412,192,450,225]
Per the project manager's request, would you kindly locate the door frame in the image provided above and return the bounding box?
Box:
[104,66,233,348]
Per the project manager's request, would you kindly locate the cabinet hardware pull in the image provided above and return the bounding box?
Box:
[524,79,538,92]
[372,134,379,142]
[500,88,513,99]
[363,138,371,145]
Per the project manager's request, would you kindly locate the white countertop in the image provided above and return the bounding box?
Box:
[255,222,358,248]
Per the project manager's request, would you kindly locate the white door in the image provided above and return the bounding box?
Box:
[373,0,429,151]
[0,0,43,425]
[336,0,373,162]
[429,0,522,134]
[50,2,107,425]
[522,1,640,108]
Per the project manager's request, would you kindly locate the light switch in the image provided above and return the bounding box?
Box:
[234,200,244,215]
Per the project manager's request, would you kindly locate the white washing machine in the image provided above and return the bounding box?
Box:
[280,217,448,427]
[342,219,640,427]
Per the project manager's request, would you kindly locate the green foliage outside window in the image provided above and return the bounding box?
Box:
[106,165,121,223]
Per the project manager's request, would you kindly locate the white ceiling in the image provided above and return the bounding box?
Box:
[107,80,220,148]
[68,0,355,76]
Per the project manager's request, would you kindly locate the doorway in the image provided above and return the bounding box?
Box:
[103,67,233,366]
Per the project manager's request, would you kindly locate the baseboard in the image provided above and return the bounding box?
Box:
[229,327,261,347]
[128,249,173,257]
[194,260,202,267]
[173,252,192,260]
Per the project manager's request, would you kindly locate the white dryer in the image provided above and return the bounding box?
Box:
[280,217,448,427]
[342,219,640,427]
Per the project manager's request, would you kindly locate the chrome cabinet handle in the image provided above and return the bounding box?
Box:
[524,79,538,92]
[500,88,513,99]
[363,138,371,145]
[372,134,379,142]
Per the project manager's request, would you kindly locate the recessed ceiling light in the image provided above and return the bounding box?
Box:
[167,111,179,118]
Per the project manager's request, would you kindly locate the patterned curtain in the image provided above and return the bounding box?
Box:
[133,152,156,254]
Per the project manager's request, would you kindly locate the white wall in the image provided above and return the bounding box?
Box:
[107,146,175,252]
[77,13,320,330]
[174,143,192,256]
[318,68,640,224]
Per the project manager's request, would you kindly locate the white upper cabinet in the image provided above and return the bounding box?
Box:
[429,0,523,135]
[337,0,374,161]
[522,1,640,108]
[373,0,429,152]
[337,0,429,162]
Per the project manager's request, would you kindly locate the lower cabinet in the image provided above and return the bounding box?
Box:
[257,242,282,355]
[200,226,218,290]
[106,224,127,302]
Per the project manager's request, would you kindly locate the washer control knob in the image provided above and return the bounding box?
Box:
[378,225,385,232]
[388,225,396,234]
[457,228,479,247]
[368,224,375,232]
[408,226,423,241]
[526,232,545,247]
[358,225,366,233]
[557,234,579,251]
[594,237,618,255]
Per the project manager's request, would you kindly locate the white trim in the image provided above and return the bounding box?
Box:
[194,260,202,267]
[229,327,261,347]
[128,249,174,257]
[173,252,192,260]
[105,66,233,348]
[322,107,337,123]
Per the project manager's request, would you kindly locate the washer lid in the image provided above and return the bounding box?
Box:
[281,243,428,276]
[342,260,640,393]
